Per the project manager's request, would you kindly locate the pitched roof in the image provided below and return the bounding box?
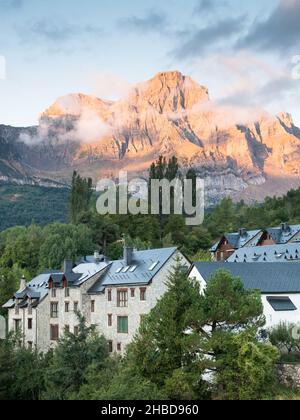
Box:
[227,243,300,263]
[192,262,300,293]
[210,230,262,252]
[267,224,300,244]
[3,261,109,309]
[89,247,178,293]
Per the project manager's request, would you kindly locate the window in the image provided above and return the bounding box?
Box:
[51,288,56,298]
[28,305,32,315]
[14,319,21,332]
[115,267,122,274]
[28,318,32,330]
[108,314,112,327]
[140,288,147,301]
[74,302,79,312]
[117,343,122,352]
[129,266,137,273]
[65,302,69,313]
[108,341,113,353]
[117,316,128,334]
[267,297,297,312]
[64,325,70,333]
[74,326,79,336]
[131,288,135,298]
[50,302,58,318]
[91,300,95,313]
[117,290,128,308]
[65,288,70,298]
[122,266,130,273]
[107,289,112,302]
[15,305,19,315]
[50,325,59,341]
[28,341,33,350]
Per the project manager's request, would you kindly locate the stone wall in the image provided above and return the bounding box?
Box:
[277,363,300,388]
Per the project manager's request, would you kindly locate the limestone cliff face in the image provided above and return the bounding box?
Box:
[1,71,300,204]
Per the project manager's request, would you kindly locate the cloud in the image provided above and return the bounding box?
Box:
[91,73,132,101]
[189,51,300,123]
[19,109,111,146]
[194,0,228,15]
[119,11,167,34]
[172,16,245,59]
[0,0,22,10]
[16,18,103,50]
[238,0,300,53]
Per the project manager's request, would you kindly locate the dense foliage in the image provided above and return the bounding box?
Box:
[0,184,70,231]
[0,269,280,400]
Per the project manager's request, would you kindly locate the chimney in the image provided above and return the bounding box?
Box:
[239,228,247,237]
[19,275,26,292]
[281,222,290,233]
[94,251,101,263]
[63,260,73,273]
[123,246,133,266]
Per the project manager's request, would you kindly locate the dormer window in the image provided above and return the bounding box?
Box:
[51,288,57,298]
[65,288,70,298]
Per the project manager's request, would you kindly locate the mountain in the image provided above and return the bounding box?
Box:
[1,70,300,205]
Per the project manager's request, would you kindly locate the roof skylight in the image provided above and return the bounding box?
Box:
[149,261,159,271]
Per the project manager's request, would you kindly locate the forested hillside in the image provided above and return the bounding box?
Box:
[0,185,70,231]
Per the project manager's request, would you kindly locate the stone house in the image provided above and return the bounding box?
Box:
[3,247,190,354]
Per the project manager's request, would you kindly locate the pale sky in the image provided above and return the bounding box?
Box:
[0,0,300,126]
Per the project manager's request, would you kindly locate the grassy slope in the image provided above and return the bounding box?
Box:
[0,184,70,231]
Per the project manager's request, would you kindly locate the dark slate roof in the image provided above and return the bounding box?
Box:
[266,297,297,311]
[227,243,300,263]
[267,224,300,244]
[192,262,300,293]
[89,247,178,293]
[210,230,262,252]
[3,263,107,309]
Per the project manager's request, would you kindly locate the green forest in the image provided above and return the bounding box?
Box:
[0,184,70,231]
[1,158,300,400]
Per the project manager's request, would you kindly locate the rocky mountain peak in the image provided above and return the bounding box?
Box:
[1,71,300,206]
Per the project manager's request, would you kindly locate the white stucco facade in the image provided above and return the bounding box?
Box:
[189,265,300,330]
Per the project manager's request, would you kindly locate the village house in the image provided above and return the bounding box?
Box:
[3,247,189,354]
[87,247,190,353]
[211,223,300,261]
[190,262,300,329]
[227,243,300,263]
[3,255,108,353]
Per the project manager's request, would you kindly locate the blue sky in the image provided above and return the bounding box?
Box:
[1,0,300,126]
